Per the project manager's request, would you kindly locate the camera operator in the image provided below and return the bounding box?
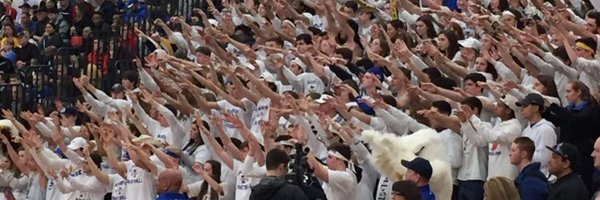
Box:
[307,143,358,200]
[249,148,309,200]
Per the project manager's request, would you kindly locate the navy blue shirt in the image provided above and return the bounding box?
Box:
[156,192,189,200]
[420,184,436,200]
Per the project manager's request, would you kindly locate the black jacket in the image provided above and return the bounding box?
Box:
[548,172,590,200]
[250,176,309,200]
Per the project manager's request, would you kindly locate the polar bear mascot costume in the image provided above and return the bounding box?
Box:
[362,128,453,200]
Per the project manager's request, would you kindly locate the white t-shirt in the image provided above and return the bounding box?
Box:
[108,174,127,200]
[26,172,44,200]
[65,174,108,200]
[124,161,156,200]
[323,169,357,200]
[46,177,70,200]
[188,180,228,200]
[234,160,260,200]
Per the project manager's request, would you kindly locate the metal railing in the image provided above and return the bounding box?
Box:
[1,0,214,114]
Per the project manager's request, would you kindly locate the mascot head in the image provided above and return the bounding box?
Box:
[361,128,453,200]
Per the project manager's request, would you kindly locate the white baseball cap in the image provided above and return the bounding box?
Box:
[68,137,88,150]
[315,94,335,104]
[458,37,481,50]
[259,72,276,83]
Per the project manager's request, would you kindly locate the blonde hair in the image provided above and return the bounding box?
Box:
[484,176,521,200]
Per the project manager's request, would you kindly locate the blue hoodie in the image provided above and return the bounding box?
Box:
[514,162,550,200]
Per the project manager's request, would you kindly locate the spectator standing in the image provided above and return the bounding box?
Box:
[516,93,557,176]
[510,137,550,200]
[544,80,600,191]
[156,169,189,200]
[546,143,590,200]
[401,157,436,200]
[3,0,16,20]
[250,148,309,200]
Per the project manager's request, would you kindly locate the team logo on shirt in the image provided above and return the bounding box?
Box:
[130,168,138,179]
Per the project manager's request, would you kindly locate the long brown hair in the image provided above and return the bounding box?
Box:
[196,160,222,200]
[569,80,597,107]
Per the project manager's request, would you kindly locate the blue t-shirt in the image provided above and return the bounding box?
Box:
[420,185,436,200]
[156,192,189,200]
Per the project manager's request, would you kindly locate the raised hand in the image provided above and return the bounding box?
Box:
[1,109,14,121]
[456,105,474,123]
[223,113,244,129]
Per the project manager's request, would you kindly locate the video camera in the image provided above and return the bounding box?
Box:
[285,143,326,200]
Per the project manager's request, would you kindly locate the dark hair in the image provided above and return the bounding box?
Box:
[392,181,423,200]
[587,11,600,30]
[575,37,597,52]
[343,1,358,12]
[389,19,406,32]
[183,120,207,156]
[432,100,452,116]
[464,73,486,93]
[569,80,597,106]
[416,15,437,39]
[464,73,487,84]
[198,160,222,200]
[513,137,535,160]
[536,75,560,101]
[89,151,103,168]
[282,90,300,99]
[551,46,569,65]
[335,47,353,62]
[296,34,313,45]
[327,143,352,167]
[308,27,322,36]
[121,70,139,87]
[461,97,483,115]
[195,46,212,56]
[488,0,509,13]
[266,37,285,47]
[448,22,465,40]
[482,58,498,80]
[381,95,397,108]
[266,148,290,170]
[438,30,460,59]
[274,135,293,142]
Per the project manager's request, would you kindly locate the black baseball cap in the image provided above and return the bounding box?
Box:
[546,142,579,169]
[516,93,544,107]
[19,3,30,9]
[401,157,433,180]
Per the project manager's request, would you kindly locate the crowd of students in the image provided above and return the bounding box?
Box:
[2,0,600,199]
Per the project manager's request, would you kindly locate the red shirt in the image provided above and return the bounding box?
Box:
[4,6,16,20]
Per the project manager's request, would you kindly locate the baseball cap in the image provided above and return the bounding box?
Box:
[259,72,276,83]
[499,94,520,112]
[401,157,433,180]
[132,135,161,147]
[367,67,385,81]
[111,83,125,93]
[546,142,579,169]
[315,94,334,104]
[290,58,306,72]
[67,137,88,150]
[515,93,544,107]
[19,3,30,9]
[61,106,79,117]
[458,37,481,50]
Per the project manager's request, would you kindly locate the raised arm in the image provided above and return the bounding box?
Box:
[199,115,235,169]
